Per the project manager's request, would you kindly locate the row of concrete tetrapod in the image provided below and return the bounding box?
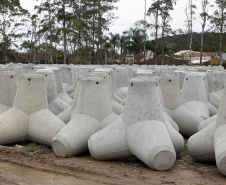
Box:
[53,76,184,171]
[0,64,226,174]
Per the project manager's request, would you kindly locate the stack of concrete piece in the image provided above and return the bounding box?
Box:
[88,76,184,171]
[52,76,120,157]
[0,74,65,146]
[187,84,226,176]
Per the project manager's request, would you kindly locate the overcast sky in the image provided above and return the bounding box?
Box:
[108,0,216,35]
[20,0,216,37]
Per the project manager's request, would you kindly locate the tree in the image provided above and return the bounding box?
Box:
[184,0,197,64]
[200,0,209,65]
[148,0,161,64]
[129,28,144,64]
[35,0,57,64]
[134,20,150,64]
[119,34,127,63]
[54,0,72,64]
[21,13,39,63]
[0,0,29,63]
[159,0,176,65]
[83,0,118,64]
[210,0,226,66]
[67,0,83,64]
[112,33,120,62]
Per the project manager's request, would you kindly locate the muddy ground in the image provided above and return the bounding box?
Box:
[0,140,225,185]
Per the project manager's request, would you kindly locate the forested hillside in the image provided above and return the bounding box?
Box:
[166,32,226,53]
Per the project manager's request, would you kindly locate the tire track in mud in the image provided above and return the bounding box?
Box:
[0,144,225,185]
[0,172,20,185]
[0,156,118,185]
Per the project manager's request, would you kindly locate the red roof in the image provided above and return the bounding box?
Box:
[193,52,214,57]
[140,56,154,62]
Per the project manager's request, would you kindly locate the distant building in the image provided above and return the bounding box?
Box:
[140,56,154,63]
[192,52,214,61]
[174,50,194,60]
[211,53,226,66]
[0,50,64,64]
[174,50,213,65]
[125,50,153,63]
[125,54,134,62]
[140,55,187,65]
[214,53,226,60]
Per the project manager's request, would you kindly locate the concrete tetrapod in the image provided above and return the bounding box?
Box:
[60,66,74,91]
[57,75,85,124]
[173,70,186,89]
[198,114,217,131]
[88,77,184,171]
[65,66,82,97]
[188,85,226,175]
[52,68,73,105]
[113,67,130,101]
[71,69,124,116]
[57,68,125,124]
[94,68,124,105]
[127,120,176,170]
[96,67,125,105]
[207,71,226,108]
[92,70,124,115]
[52,76,120,157]
[21,64,39,74]
[36,69,70,115]
[0,71,18,114]
[160,75,205,136]
[214,85,226,176]
[67,66,95,97]
[181,73,210,119]
[0,74,65,146]
[9,65,22,75]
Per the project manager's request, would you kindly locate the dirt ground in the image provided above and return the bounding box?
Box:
[0,140,225,185]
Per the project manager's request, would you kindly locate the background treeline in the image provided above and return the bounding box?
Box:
[1,0,226,65]
[0,0,119,64]
[167,32,226,53]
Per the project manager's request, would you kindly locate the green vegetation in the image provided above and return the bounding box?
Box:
[23,142,48,152]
